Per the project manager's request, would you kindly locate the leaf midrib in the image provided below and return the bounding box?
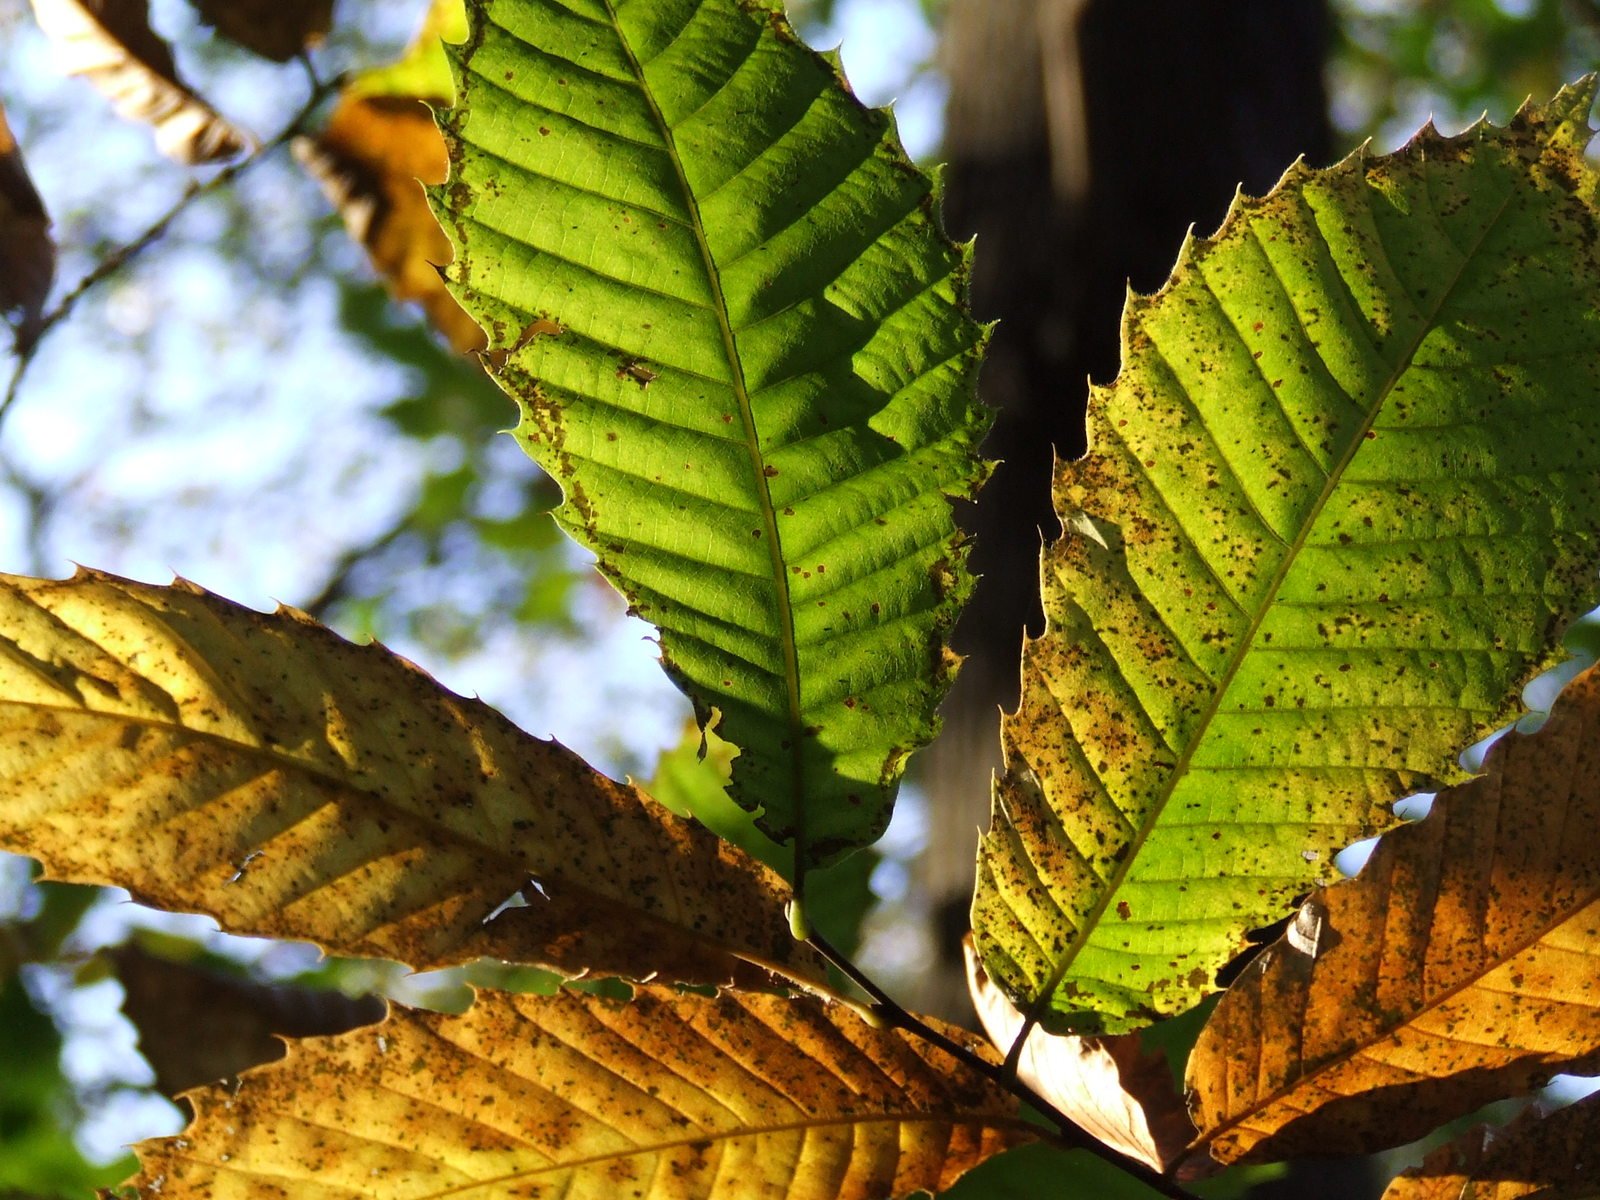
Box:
[169,1107,1037,1199]
[1192,888,1600,1158]
[598,2,809,882]
[1023,137,1521,1029]
[1191,719,1600,1155]
[4,698,808,978]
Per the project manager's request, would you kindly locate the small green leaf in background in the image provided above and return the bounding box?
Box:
[646,718,877,954]
[975,80,1600,1033]
[434,0,989,883]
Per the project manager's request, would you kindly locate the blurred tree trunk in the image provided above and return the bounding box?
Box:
[921,0,1334,1010]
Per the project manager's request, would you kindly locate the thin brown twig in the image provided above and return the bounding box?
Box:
[804,929,1200,1200]
[298,511,414,620]
[0,74,344,432]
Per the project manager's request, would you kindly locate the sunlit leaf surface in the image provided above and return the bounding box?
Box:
[0,570,822,988]
[1188,665,1600,1163]
[975,82,1600,1033]
[434,0,989,872]
[126,987,1037,1200]
[963,937,1192,1173]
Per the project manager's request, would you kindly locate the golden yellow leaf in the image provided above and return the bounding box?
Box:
[1382,1095,1600,1200]
[29,0,251,164]
[191,0,333,63]
[0,101,53,351]
[1187,664,1600,1165]
[125,987,1037,1200]
[0,570,823,989]
[962,936,1193,1174]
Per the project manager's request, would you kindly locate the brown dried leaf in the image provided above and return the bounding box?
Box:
[1187,664,1600,1165]
[125,987,1037,1200]
[30,0,251,164]
[1382,1094,1600,1200]
[294,93,484,352]
[0,569,824,989]
[0,102,53,351]
[112,940,384,1095]
[963,936,1193,1173]
[190,0,333,62]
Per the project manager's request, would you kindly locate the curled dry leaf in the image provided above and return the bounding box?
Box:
[190,0,333,63]
[1382,1094,1600,1200]
[963,936,1194,1174]
[294,92,485,352]
[0,102,53,351]
[29,0,250,164]
[125,987,1037,1200]
[1187,663,1600,1164]
[0,569,824,990]
[112,940,384,1095]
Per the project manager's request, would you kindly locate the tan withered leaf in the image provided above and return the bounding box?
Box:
[0,102,53,351]
[30,0,250,164]
[963,936,1193,1173]
[1187,664,1600,1165]
[125,987,1036,1200]
[191,0,333,63]
[295,94,484,353]
[0,570,823,988]
[1383,1094,1600,1200]
[113,941,385,1095]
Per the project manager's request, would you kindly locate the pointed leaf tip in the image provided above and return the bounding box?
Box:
[431,0,989,871]
[975,86,1600,1034]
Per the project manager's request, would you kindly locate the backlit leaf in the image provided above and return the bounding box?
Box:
[124,986,1036,1200]
[974,81,1600,1033]
[1187,664,1600,1163]
[0,102,53,352]
[0,570,823,989]
[433,0,989,874]
[30,0,251,164]
[1381,1095,1600,1200]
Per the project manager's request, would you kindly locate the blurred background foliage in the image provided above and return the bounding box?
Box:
[2,0,1599,1196]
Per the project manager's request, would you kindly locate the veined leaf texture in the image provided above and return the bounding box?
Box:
[1187,663,1600,1163]
[432,0,989,873]
[974,81,1600,1033]
[0,570,821,989]
[127,987,1036,1200]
